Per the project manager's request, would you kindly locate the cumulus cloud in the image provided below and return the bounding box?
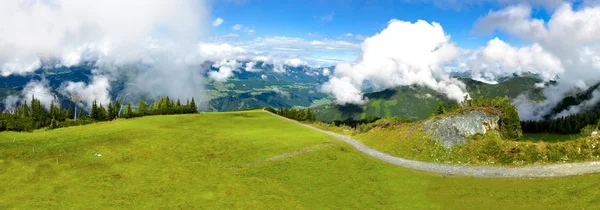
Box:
[2,95,20,113]
[198,43,246,61]
[321,77,366,104]
[467,37,564,82]
[321,19,467,104]
[0,0,210,108]
[208,59,241,82]
[212,17,224,27]
[473,4,547,40]
[472,2,600,119]
[61,75,111,108]
[232,24,243,31]
[285,58,307,67]
[4,79,56,112]
[245,61,258,72]
[22,80,56,109]
[322,68,331,76]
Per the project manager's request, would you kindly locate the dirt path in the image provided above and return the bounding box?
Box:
[264,110,600,178]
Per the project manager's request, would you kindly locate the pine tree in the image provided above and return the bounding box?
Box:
[97,104,107,121]
[91,100,98,120]
[114,99,121,118]
[67,102,74,119]
[124,103,132,118]
[189,97,197,113]
[22,100,30,117]
[78,109,84,120]
[138,100,147,116]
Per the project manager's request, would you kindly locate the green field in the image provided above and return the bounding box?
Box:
[1,111,600,209]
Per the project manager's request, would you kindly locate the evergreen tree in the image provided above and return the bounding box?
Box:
[78,109,84,120]
[189,97,197,113]
[97,104,107,121]
[138,100,147,116]
[114,99,121,118]
[107,102,114,120]
[22,100,29,117]
[124,103,132,118]
[67,102,74,119]
[91,100,98,120]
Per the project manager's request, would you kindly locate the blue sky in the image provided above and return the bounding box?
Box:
[210,0,557,48]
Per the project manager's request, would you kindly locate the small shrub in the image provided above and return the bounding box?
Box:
[482,139,502,157]
[523,145,541,162]
[580,124,596,137]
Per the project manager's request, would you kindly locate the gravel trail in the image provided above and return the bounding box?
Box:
[264,110,600,178]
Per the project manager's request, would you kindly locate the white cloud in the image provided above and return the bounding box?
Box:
[198,43,246,61]
[212,17,224,27]
[61,76,111,109]
[3,79,56,112]
[341,33,366,41]
[208,59,241,82]
[285,58,307,67]
[0,0,207,76]
[322,19,467,104]
[253,56,270,62]
[0,0,212,109]
[231,24,255,35]
[472,2,600,119]
[221,33,241,38]
[23,80,55,109]
[206,35,360,66]
[354,34,367,40]
[467,37,564,82]
[321,77,366,104]
[232,24,243,31]
[245,61,259,72]
[2,95,20,113]
[322,68,331,76]
[319,13,335,22]
[473,4,547,40]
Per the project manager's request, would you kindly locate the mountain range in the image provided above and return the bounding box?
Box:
[4,61,595,122]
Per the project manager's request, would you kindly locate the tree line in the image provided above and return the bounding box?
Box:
[266,107,316,122]
[521,111,600,134]
[88,96,197,121]
[0,96,198,132]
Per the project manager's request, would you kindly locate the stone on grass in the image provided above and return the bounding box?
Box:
[423,110,500,148]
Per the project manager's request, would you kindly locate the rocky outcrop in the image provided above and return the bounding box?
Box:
[423,110,500,148]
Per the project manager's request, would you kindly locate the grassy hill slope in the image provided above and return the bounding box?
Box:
[1,111,599,209]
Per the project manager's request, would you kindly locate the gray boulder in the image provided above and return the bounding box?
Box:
[423,110,500,148]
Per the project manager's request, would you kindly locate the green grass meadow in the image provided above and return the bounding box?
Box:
[1,111,600,209]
